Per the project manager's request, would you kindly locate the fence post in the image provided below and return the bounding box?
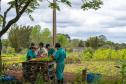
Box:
[82,69,87,82]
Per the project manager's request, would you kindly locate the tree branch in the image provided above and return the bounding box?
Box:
[0,0,31,37]
[18,0,31,16]
[2,5,13,28]
[15,0,19,15]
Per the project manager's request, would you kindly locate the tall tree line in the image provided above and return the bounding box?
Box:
[8,25,52,52]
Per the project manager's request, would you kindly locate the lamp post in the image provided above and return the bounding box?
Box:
[52,0,56,47]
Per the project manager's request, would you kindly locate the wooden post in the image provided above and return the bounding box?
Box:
[52,0,56,47]
[82,69,87,82]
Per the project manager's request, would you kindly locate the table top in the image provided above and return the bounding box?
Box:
[22,61,55,63]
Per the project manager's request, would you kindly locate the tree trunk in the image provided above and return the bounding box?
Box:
[0,37,2,75]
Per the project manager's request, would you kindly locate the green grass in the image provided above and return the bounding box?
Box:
[65,61,121,84]
[1,54,123,83]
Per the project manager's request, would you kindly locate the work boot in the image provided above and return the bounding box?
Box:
[57,79,64,84]
[61,79,64,84]
[57,80,60,84]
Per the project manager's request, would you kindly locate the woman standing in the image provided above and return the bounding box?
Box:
[53,43,66,84]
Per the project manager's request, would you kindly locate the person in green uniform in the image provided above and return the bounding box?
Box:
[45,44,55,57]
[26,43,37,61]
[52,43,66,84]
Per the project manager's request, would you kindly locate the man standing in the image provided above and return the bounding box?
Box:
[53,43,66,84]
[38,42,48,57]
[46,44,55,57]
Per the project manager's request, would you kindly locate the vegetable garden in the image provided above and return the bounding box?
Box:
[1,48,126,84]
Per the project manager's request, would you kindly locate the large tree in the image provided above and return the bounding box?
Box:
[8,24,32,52]
[85,35,107,49]
[30,25,42,44]
[57,34,69,47]
[30,26,51,44]
[0,0,103,74]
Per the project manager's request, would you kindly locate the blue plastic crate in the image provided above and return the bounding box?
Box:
[87,73,102,84]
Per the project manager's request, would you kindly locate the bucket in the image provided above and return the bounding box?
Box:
[87,73,102,84]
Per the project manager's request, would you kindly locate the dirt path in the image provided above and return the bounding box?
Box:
[64,72,76,83]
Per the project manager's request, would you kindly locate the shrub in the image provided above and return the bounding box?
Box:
[81,47,94,61]
[6,47,15,54]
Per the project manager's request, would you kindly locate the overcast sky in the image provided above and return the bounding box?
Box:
[1,0,126,43]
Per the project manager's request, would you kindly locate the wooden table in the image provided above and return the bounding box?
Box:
[22,61,55,83]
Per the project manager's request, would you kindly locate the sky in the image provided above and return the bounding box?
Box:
[0,0,126,43]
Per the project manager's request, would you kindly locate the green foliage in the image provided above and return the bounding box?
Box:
[49,3,61,10]
[93,49,112,60]
[30,26,51,44]
[8,24,32,52]
[41,28,51,43]
[66,52,81,64]
[81,0,103,10]
[48,0,71,11]
[119,60,126,83]
[81,47,94,61]
[67,48,126,61]
[61,0,71,7]
[81,49,126,61]
[35,73,45,84]
[6,47,15,54]
[57,34,69,47]
[20,48,28,54]
[1,39,9,48]
[0,16,2,26]
[30,25,41,44]
[8,0,42,14]
[85,35,106,49]
[71,39,80,48]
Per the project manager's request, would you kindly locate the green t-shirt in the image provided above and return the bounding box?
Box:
[54,48,66,63]
[48,48,55,57]
[26,49,36,60]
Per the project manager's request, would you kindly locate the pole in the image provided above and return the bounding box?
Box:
[0,0,2,75]
[53,0,56,47]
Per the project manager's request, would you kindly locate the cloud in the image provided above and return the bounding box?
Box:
[1,0,126,43]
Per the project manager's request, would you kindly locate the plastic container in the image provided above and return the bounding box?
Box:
[87,73,102,84]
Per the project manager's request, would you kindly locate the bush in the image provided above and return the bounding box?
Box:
[19,49,28,54]
[93,49,112,60]
[81,47,94,61]
[73,48,126,61]
[6,47,15,54]
[66,53,81,64]
[93,49,126,60]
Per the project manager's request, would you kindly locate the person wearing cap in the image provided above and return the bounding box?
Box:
[45,44,55,57]
[26,43,37,61]
[52,43,66,84]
